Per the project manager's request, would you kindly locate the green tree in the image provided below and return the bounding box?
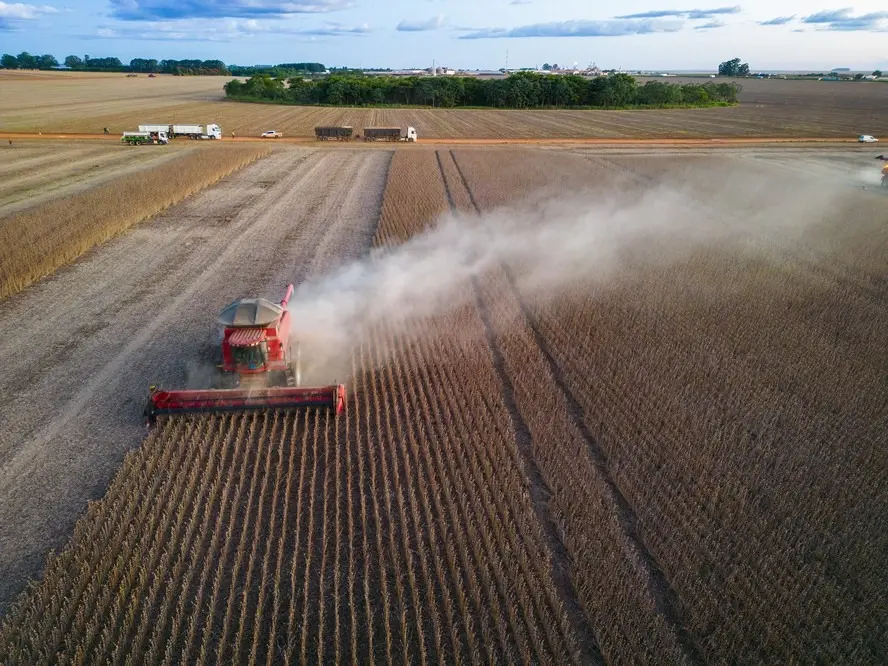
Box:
[0,54,18,69]
[16,52,37,69]
[64,55,83,69]
[718,58,749,76]
[37,54,59,69]
[873,70,883,77]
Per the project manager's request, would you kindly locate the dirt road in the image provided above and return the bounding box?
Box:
[0,148,390,614]
[0,131,860,147]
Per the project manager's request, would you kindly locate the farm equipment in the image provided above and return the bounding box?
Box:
[315,126,354,141]
[121,130,169,145]
[138,123,222,140]
[145,284,346,423]
[363,127,418,142]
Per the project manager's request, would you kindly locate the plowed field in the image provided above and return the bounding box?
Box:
[0,146,886,664]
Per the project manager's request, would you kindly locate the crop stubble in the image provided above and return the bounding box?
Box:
[0,150,588,664]
[0,144,271,299]
[0,149,389,618]
[0,145,886,664]
[2,72,887,138]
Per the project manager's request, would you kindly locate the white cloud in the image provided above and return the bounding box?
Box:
[0,1,57,19]
[91,17,370,41]
[459,18,683,39]
[396,15,446,31]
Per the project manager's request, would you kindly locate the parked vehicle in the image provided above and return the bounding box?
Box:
[138,123,222,140]
[314,126,354,141]
[261,130,282,138]
[121,131,169,145]
[363,127,418,142]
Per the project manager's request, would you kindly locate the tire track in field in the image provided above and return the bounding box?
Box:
[435,150,603,666]
[447,149,705,666]
[0,149,393,616]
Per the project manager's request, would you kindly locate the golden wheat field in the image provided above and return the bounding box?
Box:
[0,144,886,664]
[2,69,888,137]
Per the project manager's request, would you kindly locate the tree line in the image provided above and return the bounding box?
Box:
[224,72,741,109]
[229,63,326,77]
[0,52,321,75]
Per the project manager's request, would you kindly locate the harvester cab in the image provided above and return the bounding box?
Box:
[144,284,345,424]
[216,284,300,387]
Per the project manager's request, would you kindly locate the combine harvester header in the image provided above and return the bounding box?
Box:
[145,284,345,423]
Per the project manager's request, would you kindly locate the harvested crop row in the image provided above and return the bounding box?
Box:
[0,144,270,300]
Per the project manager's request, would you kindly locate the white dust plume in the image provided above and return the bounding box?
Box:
[287,165,853,381]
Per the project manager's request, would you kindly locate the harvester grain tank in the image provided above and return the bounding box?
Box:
[363,127,418,142]
[145,284,345,422]
[314,126,354,141]
[121,130,169,145]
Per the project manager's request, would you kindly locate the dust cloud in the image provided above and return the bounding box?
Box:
[287,164,852,381]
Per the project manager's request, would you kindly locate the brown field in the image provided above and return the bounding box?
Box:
[0,143,270,299]
[2,69,887,138]
[0,144,886,663]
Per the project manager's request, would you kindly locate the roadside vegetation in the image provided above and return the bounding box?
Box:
[0,145,270,300]
[224,72,741,109]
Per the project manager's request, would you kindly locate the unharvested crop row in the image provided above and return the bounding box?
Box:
[436,149,695,661]
[0,150,587,664]
[0,144,270,300]
[451,148,888,662]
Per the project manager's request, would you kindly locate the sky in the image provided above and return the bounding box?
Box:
[1,1,887,70]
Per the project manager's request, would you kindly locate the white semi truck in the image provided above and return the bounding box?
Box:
[138,123,222,140]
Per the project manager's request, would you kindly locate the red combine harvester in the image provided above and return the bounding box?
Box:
[145,284,345,423]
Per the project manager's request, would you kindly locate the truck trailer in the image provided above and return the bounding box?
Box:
[138,123,222,140]
[363,127,418,142]
[314,126,354,141]
[121,131,169,145]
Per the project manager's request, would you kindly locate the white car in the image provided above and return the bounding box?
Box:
[858,135,878,143]
[261,130,282,139]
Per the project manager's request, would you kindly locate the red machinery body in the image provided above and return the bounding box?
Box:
[219,285,293,379]
[147,385,345,421]
[145,284,345,422]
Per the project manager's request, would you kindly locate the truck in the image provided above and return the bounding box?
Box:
[362,127,418,142]
[138,123,222,140]
[314,126,354,141]
[121,131,169,145]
